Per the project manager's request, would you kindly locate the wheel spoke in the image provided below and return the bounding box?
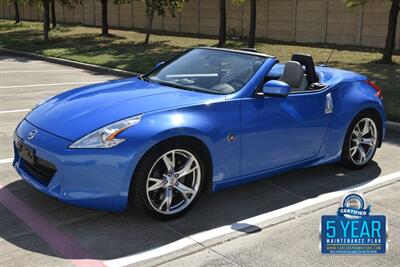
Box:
[175,182,195,200]
[165,189,173,211]
[353,124,362,136]
[360,137,375,146]
[176,157,195,178]
[159,188,173,211]
[350,146,358,157]
[357,145,367,163]
[147,177,165,192]
[361,120,370,136]
[162,153,175,172]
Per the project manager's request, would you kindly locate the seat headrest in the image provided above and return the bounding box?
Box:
[279,61,304,88]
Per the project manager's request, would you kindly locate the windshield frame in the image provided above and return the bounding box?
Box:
[142,47,270,95]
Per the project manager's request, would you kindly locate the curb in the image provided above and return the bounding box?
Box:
[1,47,400,133]
[0,47,139,77]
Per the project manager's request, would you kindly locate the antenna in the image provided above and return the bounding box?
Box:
[325,49,335,66]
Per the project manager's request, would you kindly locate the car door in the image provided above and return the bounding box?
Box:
[240,90,331,176]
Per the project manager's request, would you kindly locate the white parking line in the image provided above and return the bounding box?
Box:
[104,171,400,267]
[0,60,39,63]
[0,60,43,64]
[0,70,76,74]
[0,109,31,114]
[0,81,103,89]
[0,158,13,164]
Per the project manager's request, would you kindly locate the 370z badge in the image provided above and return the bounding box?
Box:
[320,192,387,254]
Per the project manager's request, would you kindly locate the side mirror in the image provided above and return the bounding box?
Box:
[153,61,165,70]
[263,80,290,97]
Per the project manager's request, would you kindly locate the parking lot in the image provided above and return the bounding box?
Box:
[0,54,399,267]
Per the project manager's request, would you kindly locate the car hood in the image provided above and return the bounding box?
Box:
[26,78,219,141]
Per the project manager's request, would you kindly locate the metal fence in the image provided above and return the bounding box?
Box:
[1,0,399,49]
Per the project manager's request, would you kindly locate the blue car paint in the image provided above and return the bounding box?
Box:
[25,78,222,141]
[14,54,385,212]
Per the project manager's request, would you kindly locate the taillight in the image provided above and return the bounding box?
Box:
[366,80,383,99]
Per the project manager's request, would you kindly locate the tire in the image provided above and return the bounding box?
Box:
[341,112,380,169]
[130,140,205,220]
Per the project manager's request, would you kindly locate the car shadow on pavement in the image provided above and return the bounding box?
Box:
[0,161,382,261]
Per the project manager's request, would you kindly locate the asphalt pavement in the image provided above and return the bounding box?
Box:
[0,54,399,267]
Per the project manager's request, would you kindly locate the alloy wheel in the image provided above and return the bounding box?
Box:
[349,118,377,165]
[145,149,201,215]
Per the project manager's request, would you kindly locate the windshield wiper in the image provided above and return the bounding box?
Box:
[138,75,152,82]
[142,78,226,95]
[154,81,192,90]
[156,80,226,94]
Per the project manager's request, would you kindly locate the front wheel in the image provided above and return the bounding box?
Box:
[130,141,204,220]
[341,113,379,169]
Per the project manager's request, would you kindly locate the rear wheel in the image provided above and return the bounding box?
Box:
[341,113,379,169]
[130,141,204,220]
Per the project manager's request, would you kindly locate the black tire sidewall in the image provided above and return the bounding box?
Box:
[130,140,205,220]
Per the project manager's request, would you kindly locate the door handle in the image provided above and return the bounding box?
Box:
[325,93,333,114]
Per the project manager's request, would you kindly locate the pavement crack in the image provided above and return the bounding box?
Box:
[205,247,244,267]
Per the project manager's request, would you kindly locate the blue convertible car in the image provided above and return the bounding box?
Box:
[14,47,385,219]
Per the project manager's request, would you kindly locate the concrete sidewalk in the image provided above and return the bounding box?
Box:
[160,181,400,267]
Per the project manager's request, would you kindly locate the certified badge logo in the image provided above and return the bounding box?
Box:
[320,191,387,254]
[338,193,370,219]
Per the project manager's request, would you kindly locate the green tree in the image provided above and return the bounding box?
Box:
[99,0,109,36]
[7,0,50,41]
[233,0,257,48]
[50,0,56,28]
[140,0,186,44]
[97,0,127,37]
[43,0,79,41]
[217,0,226,47]
[247,0,256,48]
[0,0,22,23]
[13,0,21,23]
[42,0,50,41]
[1,0,78,41]
[345,0,400,64]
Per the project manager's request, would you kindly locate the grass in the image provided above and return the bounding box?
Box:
[1,19,399,122]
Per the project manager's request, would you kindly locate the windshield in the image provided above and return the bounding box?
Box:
[146,48,266,94]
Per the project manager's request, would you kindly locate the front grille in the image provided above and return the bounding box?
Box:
[22,157,57,186]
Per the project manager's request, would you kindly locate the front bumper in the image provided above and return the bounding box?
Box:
[13,119,137,212]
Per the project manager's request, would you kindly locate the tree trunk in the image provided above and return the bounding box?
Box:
[217,0,226,47]
[50,0,56,29]
[248,0,256,48]
[43,0,50,42]
[101,0,110,37]
[14,1,20,24]
[382,0,400,64]
[144,4,155,44]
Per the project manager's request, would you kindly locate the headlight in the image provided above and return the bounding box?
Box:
[69,114,142,149]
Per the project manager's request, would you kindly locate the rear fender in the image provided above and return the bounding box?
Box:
[323,81,385,159]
